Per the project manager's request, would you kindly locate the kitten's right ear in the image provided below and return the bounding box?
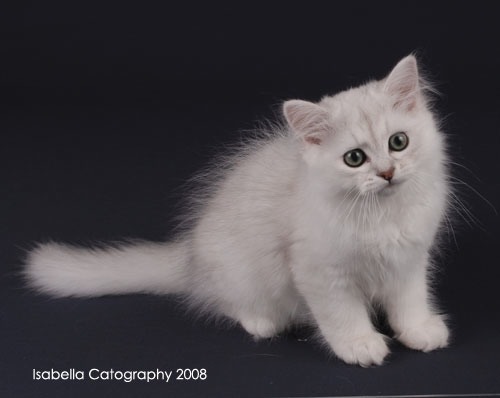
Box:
[283,100,330,145]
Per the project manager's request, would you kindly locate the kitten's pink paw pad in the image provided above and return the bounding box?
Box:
[397,315,449,352]
[334,333,389,367]
[240,317,278,339]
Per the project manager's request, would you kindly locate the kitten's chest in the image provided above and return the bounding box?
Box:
[326,216,425,291]
[299,190,443,266]
[335,203,432,263]
[364,218,417,248]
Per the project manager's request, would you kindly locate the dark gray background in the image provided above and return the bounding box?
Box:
[1,2,499,397]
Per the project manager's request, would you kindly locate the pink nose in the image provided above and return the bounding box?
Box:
[377,167,395,182]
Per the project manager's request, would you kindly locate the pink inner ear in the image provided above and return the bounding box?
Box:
[394,90,417,111]
[384,56,419,111]
[283,100,330,144]
[305,136,321,145]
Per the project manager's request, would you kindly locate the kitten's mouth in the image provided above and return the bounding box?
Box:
[377,180,402,195]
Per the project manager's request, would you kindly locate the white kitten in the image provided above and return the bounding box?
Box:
[25,55,450,366]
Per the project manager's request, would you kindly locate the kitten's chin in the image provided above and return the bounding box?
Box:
[377,180,404,196]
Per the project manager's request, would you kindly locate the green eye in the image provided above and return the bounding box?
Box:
[343,149,367,167]
[389,132,409,151]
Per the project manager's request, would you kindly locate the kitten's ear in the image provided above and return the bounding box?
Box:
[384,55,420,111]
[283,100,330,145]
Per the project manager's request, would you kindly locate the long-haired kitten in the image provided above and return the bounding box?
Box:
[25,55,450,366]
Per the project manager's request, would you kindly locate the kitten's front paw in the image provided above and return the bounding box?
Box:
[333,332,389,367]
[397,315,449,352]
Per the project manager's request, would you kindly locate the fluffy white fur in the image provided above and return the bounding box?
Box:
[25,55,450,366]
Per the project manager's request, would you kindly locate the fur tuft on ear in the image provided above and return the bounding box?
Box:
[283,100,331,145]
[384,55,420,111]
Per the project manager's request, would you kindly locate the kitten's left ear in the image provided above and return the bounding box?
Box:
[384,55,420,111]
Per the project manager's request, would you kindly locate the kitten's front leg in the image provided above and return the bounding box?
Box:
[383,259,449,352]
[293,264,389,367]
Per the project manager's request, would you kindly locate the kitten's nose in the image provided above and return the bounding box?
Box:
[377,167,395,182]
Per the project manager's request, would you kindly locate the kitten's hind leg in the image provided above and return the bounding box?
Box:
[235,296,302,339]
[239,315,282,339]
[236,299,302,339]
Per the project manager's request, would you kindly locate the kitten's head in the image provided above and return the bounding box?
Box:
[283,55,444,199]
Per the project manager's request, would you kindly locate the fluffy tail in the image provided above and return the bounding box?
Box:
[24,240,190,297]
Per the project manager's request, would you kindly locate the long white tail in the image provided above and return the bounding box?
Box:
[24,240,189,297]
